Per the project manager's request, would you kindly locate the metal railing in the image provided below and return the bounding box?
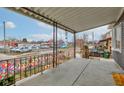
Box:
[0,50,74,86]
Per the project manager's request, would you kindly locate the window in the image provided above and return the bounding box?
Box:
[112,23,122,52]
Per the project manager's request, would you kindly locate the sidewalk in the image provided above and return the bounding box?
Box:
[0,53,14,61]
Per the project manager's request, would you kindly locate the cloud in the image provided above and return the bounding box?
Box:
[28,26,71,41]
[29,30,66,41]
[57,29,66,40]
[5,21,16,29]
[30,34,52,41]
[88,34,93,41]
[37,22,52,29]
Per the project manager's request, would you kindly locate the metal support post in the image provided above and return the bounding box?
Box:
[55,23,58,67]
[53,23,55,68]
[74,33,76,58]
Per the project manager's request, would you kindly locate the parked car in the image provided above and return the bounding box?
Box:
[21,47,32,52]
[31,46,39,50]
[39,45,49,49]
[0,46,5,52]
[10,46,32,53]
[60,44,68,48]
[10,47,19,52]
[89,48,100,57]
[0,45,4,49]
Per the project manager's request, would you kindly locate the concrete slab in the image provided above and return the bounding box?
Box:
[16,58,123,86]
[16,58,90,86]
[73,59,123,86]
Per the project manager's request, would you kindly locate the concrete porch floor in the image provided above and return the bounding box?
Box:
[16,58,124,86]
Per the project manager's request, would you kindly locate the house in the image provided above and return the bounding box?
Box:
[48,39,65,48]
[111,11,124,69]
[76,39,84,48]
[0,41,18,47]
[98,31,112,53]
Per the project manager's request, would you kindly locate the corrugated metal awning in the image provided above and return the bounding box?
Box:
[9,7,122,33]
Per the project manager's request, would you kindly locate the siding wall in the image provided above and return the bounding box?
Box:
[112,22,124,69]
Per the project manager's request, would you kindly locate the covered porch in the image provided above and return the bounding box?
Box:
[10,7,123,86]
[0,7,124,86]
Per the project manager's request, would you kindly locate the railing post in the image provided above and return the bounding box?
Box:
[30,56,32,76]
[41,55,43,73]
[7,60,9,79]
[20,58,22,80]
[48,54,50,69]
[74,32,76,58]
[42,55,44,71]
[50,54,51,68]
[38,56,40,72]
[45,54,47,70]
[24,58,27,77]
[34,56,36,74]
[47,54,49,69]
[13,59,16,86]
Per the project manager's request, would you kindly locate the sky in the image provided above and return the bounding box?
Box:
[0,8,109,42]
[77,25,109,41]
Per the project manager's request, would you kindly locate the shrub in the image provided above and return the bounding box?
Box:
[0,76,14,86]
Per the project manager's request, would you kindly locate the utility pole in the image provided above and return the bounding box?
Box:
[65,31,68,46]
[3,21,6,53]
[92,32,94,46]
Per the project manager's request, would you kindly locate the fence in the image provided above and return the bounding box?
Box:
[0,49,74,86]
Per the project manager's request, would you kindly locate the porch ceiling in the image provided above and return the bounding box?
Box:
[9,7,122,33]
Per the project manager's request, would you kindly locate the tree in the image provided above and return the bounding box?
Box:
[82,33,88,44]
